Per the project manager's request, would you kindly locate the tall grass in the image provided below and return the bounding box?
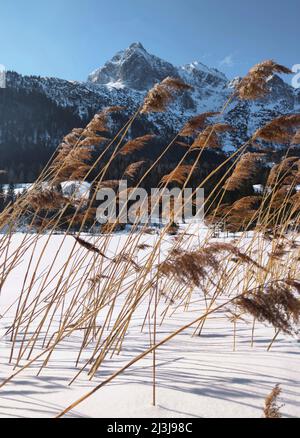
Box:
[0,62,299,417]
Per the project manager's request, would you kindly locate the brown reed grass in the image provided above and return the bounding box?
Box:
[224,153,264,191]
[236,280,300,334]
[180,112,219,136]
[141,77,192,113]
[253,114,300,144]
[119,135,154,155]
[191,123,234,149]
[263,385,283,418]
[124,161,145,179]
[160,164,195,186]
[0,59,299,419]
[236,60,292,100]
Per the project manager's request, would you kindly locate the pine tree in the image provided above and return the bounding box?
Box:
[6,183,16,206]
[0,184,4,212]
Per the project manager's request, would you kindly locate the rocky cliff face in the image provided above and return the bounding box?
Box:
[0,42,299,182]
[88,42,179,90]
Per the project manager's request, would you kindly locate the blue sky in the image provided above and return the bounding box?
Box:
[0,0,298,81]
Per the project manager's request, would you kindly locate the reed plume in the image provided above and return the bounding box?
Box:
[48,107,122,182]
[97,180,121,189]
[74,236,109,259]
[136,243,151,251]
[224,153,264,191]
[88,274,109,285]
[50,136,93,183]
[119,135,154,155]
[0,207,14,228]
[253,114,300,144]
[158,248,219,287]
[290,192,300,211]
[78,136,108,147]
[236,280,300,335]
[236,60,292,100]
[180,112,219,137]
[69,207,97,226]
[113,253,142,272]
[267,157,300,187]
[101,221,123,234]
[263,385,283,418]
[191,123,234,149]
[141,77,192,113]
[124,161,145,179]
[27,189,69,210]
[158,242,264,287]
[220,196,262,230]
[231,196,262,212]
[160,164,195,186]
[86,106,123,133]
[206,242,265,270]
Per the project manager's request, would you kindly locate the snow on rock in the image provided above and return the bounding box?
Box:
[88,42,178,91]
[2,183,32,195]
[60,181,91,200]
[253,184,264,194]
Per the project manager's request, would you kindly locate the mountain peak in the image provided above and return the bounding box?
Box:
[128,42,146,51]
[180,61,227,83]
[87,43,178,91]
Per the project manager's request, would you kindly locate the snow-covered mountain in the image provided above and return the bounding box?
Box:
[88,42,179,90]
[0,42,299,182]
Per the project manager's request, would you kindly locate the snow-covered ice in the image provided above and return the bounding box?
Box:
[0,229,299,418]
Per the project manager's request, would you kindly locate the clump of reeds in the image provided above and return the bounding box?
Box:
[49,108,117,183]
[263,385,283,418]
[158,242,263,287]
[2,60,300,419]
[235,60,292,100]
[267,156,300,187]
[26,189,69,210]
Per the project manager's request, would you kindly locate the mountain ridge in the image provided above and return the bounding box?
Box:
[0,42,299,183]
